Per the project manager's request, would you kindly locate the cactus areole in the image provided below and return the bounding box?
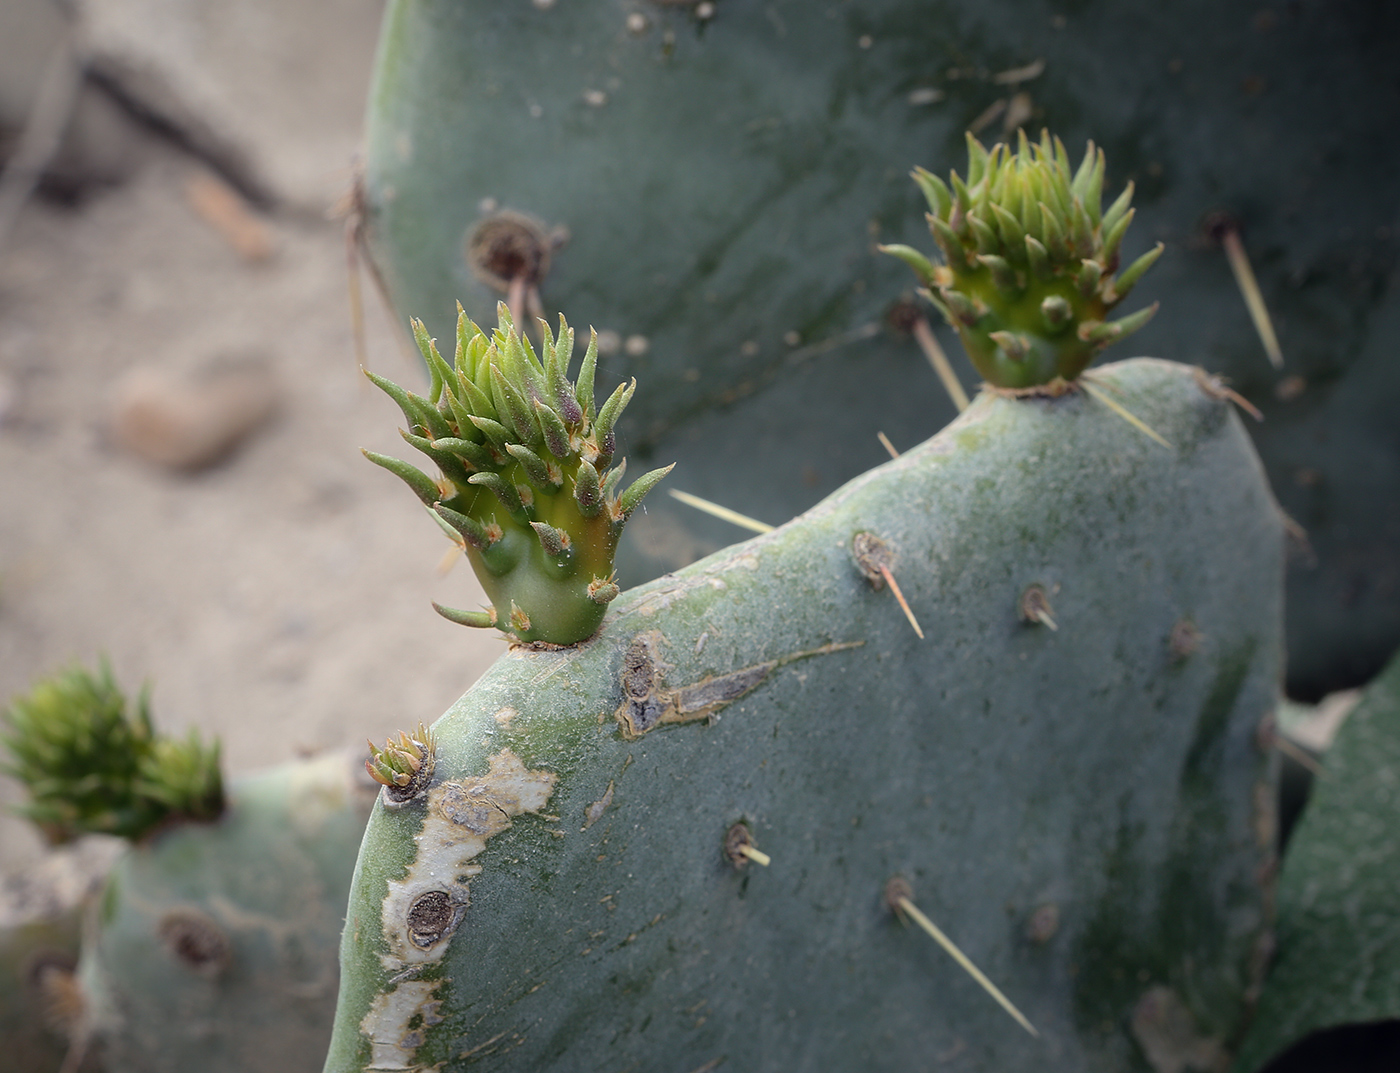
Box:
[364,303,673,645]
[883,131,1163,390]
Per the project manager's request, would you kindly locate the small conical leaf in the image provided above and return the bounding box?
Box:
[534,399,572,460]
[1102,206,1136,271]
[943,289,981,326]
[879,244,936,286]
[363,450,441,507]
[364,369,450,441]
[1112,243,1164,300]
[1077,259,1102,298]
[432,602,496,629]
[977,254,1020,294]
[574,458,602,518]
[965,131,990,186]
[410,318,447,404]
[1040,295,1072,330]
[434,504,493,549]
[912,167,952,217]
[592,379,636,467]
[530,521,572,559]
[505,443,556,489]
[1025,235,1050,280]
[468,414,512,451]
[1037,201,1068,259]
[602,459,627,500]
[619,463,676,517]
[398,429,472,486]
[988,331,1031,361]
[468,471,524,514]
[968,214,999,256]
[1102,302,1160,345]
[1101,181,1136,237]
[990,204,1026,259]
[454,366,497,424]
[930,216,968,269]
[576,330,599,420]
[489,364,540,445]
[430,436,495,471]
[587,577,620,605]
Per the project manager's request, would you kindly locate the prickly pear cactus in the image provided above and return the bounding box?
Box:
[883,131,1161,389]
[360,0,1400,699]
[326,359,1283,1072]
[364,305,671,644]
[2,663,377,1073]
[80,751,377,1073]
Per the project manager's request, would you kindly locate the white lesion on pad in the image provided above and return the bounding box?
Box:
[378,749,557,972]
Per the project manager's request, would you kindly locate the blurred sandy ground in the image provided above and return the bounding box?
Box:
[0,0,505,882]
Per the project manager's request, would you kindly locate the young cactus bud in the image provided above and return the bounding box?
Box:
[1,661,224,843]
[366,722,437,802]
[364,304,673,644]
[885,129,1162,389]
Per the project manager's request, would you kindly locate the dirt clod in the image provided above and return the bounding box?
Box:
[109,355,278,470]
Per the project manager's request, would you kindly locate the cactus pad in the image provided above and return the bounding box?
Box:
[326,359,1283,1072]
[79,751,378,1073]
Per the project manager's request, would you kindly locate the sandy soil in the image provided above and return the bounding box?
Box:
[0,95,506,880]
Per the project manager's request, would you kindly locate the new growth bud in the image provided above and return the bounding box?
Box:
[883,130,1163,389]
[363,303,673,644]
[1,661,224,843]
[366,722,437,802]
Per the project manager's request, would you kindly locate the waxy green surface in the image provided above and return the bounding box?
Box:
[328,360,1283,1072]
[81,753,376,1073]
[361,0,1400,699]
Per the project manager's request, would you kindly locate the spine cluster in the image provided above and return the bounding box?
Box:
[884,130,1163,389]
[365,303,672,645]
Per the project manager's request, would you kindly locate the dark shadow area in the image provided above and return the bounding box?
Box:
[1260,1020,1400,1073]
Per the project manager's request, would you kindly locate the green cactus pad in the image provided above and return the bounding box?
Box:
[884,131,1162,390]
[79,751,377,1073]
[1232,648,1400,1072]
[1,662,223,843]
[326,359,1282,1073]
[364,303,672,645]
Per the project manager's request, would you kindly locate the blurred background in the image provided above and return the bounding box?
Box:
[0,0,508,895]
